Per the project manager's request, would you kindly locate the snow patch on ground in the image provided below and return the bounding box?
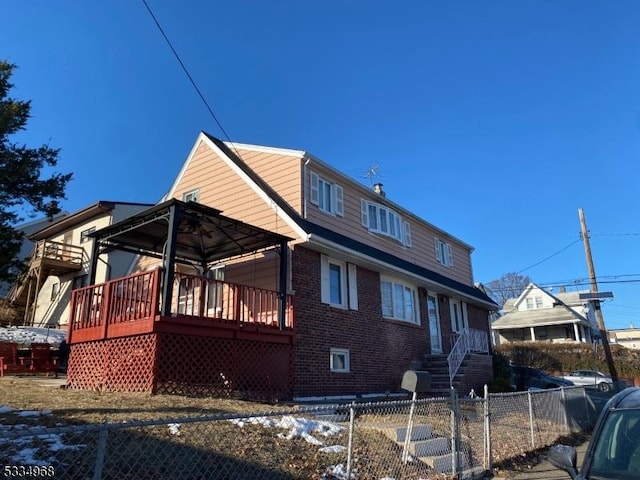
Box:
[0,408,87,466]
[0,326,67,346]
[230,415,344,446]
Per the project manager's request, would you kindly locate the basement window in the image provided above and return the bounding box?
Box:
[330,348,350,373]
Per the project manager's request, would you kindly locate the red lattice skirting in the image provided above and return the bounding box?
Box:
[67,333,293,401]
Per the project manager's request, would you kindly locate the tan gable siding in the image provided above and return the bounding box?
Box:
[171,141,298,238]
[304,164,473,286]
[233,147,303,215]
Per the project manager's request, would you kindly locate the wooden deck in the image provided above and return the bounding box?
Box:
[67,268,294,344]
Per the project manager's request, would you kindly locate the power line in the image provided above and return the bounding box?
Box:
[141,0,234,145]
[592,233,640,237]
[516,238,582,274]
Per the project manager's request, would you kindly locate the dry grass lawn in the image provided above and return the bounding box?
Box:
[0,376,453,480]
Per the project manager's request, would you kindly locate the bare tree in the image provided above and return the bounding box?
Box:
[484,272,531,308]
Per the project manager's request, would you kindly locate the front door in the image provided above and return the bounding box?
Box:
[427,294,442,354]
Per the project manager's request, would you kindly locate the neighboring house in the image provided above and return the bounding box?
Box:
[610,325,640,350]
[6,201,153,328]
[0,213,68,299]
[66,132,497,400]
[491,283,600,345]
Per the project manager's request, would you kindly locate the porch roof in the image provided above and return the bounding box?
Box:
[90,198,292,267]
[491,308,590,330]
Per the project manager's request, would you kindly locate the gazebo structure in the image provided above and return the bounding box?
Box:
[66,199,293,400]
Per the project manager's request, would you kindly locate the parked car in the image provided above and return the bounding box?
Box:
[550,386,639,479]
[510,364,575,391]
[560,370,613,392]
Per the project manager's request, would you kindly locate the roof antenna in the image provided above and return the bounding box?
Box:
[363,163,381,187]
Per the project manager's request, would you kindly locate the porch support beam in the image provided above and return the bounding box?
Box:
[530,326,536,341]
[573,323,581,342]
[87,239,99,286]
[161,204,180,317]
[278,240,288,330]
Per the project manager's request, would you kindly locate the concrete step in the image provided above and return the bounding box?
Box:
[393,424,432,442]
[411,436,450,457]
[421,451,469,474]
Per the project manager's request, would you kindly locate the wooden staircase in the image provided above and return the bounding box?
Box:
[6,240,84,325]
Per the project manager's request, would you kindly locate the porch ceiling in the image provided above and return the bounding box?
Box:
[90,198,292,267]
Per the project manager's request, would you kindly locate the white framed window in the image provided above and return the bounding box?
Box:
[435,238,453,267]
[80,227,95,244]
[182,188,200,203]
[330,348,350,373]
[380,277,419,324]
[525,296,544,310]
[361,199,411,247]
[321,255,358,310]
[310,171,344,216]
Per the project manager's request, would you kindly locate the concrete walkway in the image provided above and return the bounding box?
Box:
[502,440,589,479]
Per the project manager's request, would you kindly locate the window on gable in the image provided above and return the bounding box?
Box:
[80,227,95,244]
[321,255,358,310]
[525,296,544,310]
[182,188,200,203]
[361,199,411,247]
[435,238,453,267]
[310,171,344,216]
[330,348,350,373]
[380,277,419,324]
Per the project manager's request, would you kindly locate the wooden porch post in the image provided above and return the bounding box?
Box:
[278,240,288,330]
[161,204,180,317]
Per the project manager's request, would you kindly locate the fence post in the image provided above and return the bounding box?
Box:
[93,417,109,480]
[561,387,569,434]
[450,387,459,478]
[484,384,492,473]
[528,390,535,449]
[346,402,356,479]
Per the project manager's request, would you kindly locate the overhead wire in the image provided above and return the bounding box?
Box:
[516,238,582,274]
[141,0,240,156]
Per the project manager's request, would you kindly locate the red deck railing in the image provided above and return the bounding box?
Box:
[68,268,293,343]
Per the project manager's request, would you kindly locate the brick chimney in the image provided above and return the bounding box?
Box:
[373,183,385,197]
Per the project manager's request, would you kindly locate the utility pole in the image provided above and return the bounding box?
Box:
[579,208,618,381]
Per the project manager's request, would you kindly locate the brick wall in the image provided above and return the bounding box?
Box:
[291,246,432,398]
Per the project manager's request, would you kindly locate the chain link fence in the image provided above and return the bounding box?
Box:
[0,386,596,479]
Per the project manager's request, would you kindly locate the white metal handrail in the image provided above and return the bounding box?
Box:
[447,328,489,386]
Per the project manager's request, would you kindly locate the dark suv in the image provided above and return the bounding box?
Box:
[550,387,640,479]
[511,364,575,391]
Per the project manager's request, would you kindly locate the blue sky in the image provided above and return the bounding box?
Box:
[3,1,640,329]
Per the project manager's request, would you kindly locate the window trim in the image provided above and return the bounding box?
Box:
[380,276,420,325]
[361,199,411,247]
[321,255,357,310]
[435,237,454,267]
[330,348,350,373]
[182,188,200,203]
[310,171,344,217]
